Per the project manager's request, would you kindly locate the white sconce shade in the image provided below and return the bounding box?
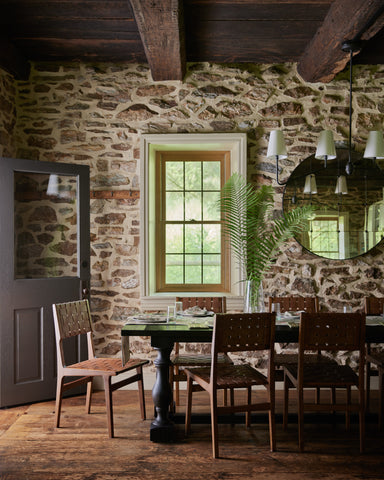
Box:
[267,130,287,159]
[363,131,384,159]
[335,175,348,194]
[315,130,336,160]
[303,174,317,194]
[47,174,59,197]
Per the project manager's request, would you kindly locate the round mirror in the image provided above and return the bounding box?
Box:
[283,147,384,259]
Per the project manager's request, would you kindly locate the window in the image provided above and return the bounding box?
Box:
[140,133,247,311]
[156,151,230,292]
[308,212,349,259]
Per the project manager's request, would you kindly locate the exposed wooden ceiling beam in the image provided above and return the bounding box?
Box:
[297,0,384,83]
[0,38,30,80]
[129,0,186,81]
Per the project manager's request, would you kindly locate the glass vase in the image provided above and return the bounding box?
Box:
[243,280,265,313]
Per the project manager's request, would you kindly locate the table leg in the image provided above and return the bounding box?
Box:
[150,345,174,442]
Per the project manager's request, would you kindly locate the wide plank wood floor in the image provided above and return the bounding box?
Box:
[1,390,383,480]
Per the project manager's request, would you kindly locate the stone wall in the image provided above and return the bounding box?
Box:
[0,70,16,157]
[1,61,384,363]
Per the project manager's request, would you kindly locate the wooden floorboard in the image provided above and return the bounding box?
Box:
[1,390,383,480]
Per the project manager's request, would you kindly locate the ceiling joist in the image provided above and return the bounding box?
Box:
[297,0,384,83]
[130,0,186,81]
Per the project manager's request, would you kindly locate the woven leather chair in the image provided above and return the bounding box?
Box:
[283,312,366,453]
[268,296,320,378]
[184,312,276,458]
[364,296,384,430]
[53,299,149,437]
[170,296,232,408]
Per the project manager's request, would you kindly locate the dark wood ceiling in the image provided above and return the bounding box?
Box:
[1,0,384,83]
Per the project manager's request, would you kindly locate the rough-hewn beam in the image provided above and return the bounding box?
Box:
[129,0,186,81]
[297,0,384,83]
[0,38,30,80]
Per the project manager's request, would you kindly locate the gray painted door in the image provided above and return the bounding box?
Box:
[0,157,90,407]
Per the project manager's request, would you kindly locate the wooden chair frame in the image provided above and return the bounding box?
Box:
[283,312,366,453]
[53,299,149,437]
[364,296,384,429]
[170,296,230,408]
[184,312,276,458]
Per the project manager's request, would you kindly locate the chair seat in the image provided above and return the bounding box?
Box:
[186,364,268,389]
[171,353,232,367]
[367,351,384,367]
[285,363,359,388]
[68,357,149,375]
[275,353,337,367]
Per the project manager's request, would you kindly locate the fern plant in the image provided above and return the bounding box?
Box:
[219,173,313,299]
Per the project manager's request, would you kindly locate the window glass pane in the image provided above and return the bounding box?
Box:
[185,192,201,221]
[166,161,183,190]
[203,224,221,253]
[166,192,184,220]
[203,191,220,221]
[166,224,183,253]
[203,254,221,283]
[14,172,78,279]
[185,161,201,190]
[185,224,202,253]
[165,254,183,283]
[185,254,201,283]
[203,162,221,190]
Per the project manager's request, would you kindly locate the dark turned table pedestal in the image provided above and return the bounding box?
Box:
[121,321,384,443]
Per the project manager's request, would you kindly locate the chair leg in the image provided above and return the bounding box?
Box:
[359,383,365,454]
[379,368,383,431]
[185,375,193,435]
[210,390,219,458]
[298,387,304,452]
[175,366,180,406]
[346,386,351,431]
[103,376,114,438]
[137,366,146,420]
[85,378,93,414]
[283,372,289,430]
[269,383,276,452]
[54,375,65,428]
[366,344,371,411]
[246,387,251,427]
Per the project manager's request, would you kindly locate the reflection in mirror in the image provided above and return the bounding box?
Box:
[283,147,384,259]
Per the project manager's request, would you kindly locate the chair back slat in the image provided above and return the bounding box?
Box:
[53,300,92,340]
[268,296,318,313]
[365,296,384,315]
[299,313,365,352]
[177,296,226,313]
[213,313,275,353]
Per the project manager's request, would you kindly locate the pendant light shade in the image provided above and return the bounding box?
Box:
[335,175,348,195]
[315,130,336,161]
[267,130,287,159]
[303,174,317,194]
[363,131,384,159]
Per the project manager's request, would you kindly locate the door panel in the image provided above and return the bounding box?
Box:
[0,157,90,407]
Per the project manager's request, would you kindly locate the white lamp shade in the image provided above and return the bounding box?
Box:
[335,175,348,194]
[363,131,384,159]
[303,174,317,194]
[47,174,59,196]
[267,130,287,159]
[315,130,336,160]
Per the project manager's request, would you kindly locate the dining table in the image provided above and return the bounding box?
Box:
[121,313,384,443]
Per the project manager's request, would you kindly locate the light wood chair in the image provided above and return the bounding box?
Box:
[52,299,149,437]
[283,312,366,453]
[184,312,276,458]
[268,296,320,377]
[364,296,384,430]
[170,296,232,408]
